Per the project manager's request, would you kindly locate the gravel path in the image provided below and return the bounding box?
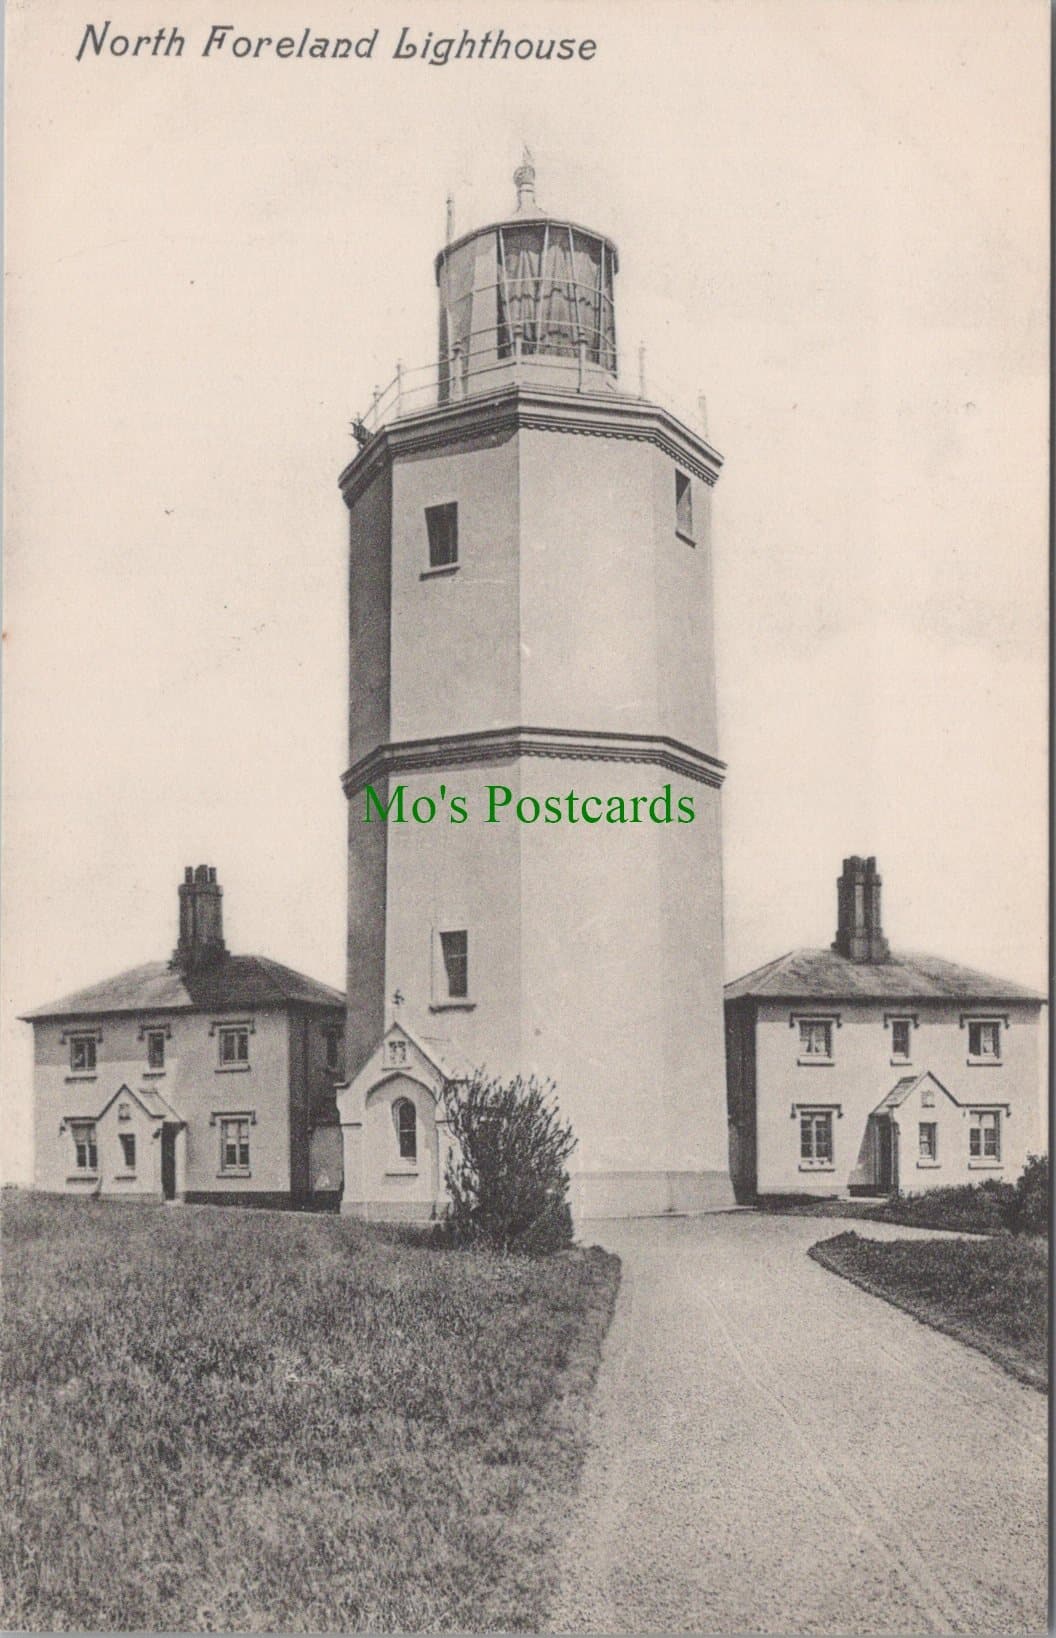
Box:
[548,1214,1047,1635]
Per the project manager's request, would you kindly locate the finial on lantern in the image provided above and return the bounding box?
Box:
[513,146,538,213]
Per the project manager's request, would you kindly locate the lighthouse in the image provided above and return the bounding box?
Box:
[336,157,734,1219]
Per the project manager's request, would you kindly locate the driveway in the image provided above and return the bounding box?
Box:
[549,1214,1047,1635]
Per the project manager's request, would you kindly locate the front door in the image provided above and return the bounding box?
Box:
[876,1117,896,1194]
[160,1126,177,1200]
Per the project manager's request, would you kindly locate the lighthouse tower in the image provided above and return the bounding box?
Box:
[337,158,733,1219]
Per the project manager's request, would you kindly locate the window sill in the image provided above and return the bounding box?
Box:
[675,530,696,547]
[796,1058,834,1068]
[217,1171,252,1180]
[890,1058,914,1069]
[385,1168,419,1178]
[968,1159,1003,1170]
[420,562,459,580]
[429,1000,477,1013]
[215,1064,251,1074]
[113,1172,137,1181]
[66,1173,98,1183]
[967,1058,1002,1068]
[142,1069,167,1079]
[65,1073,97,1083]
[798,1163,835,1173]
[915,1160,941,1169]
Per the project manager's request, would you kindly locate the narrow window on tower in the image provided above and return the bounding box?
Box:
[439,930,469,1000]
[675,470,694,543]
[425,502,459,570]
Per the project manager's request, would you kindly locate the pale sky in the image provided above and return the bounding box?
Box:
[3,0,1048,1181]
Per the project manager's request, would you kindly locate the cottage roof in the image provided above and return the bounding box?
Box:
[724,947,1044,1005]
[22,955,344,1021]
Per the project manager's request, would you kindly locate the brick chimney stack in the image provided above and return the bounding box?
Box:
[832,855,890,963]
[172,864,226,971]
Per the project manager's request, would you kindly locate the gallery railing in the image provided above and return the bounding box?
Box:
[349,325,713,449]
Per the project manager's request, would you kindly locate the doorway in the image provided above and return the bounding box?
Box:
[876,1116,897,1194]
[160,1126,177,1200]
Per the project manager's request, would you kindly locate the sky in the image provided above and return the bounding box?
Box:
[3,0,1049,1182]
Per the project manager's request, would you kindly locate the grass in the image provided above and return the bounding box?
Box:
[809,1230,1048,1391]
[0,1192,620,1632]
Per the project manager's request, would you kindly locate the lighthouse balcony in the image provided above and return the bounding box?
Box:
[352,321,630,446]
[351,325,711,454]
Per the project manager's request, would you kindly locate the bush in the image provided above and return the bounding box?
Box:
[1008,1152,1048,1236]
[440,1072,577,1254]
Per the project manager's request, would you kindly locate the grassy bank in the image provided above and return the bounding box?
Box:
[810,1230,1048,1390]
[1,1193,620,1632]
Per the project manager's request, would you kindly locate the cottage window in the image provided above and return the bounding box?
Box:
[323,1025,343,1071]
[70,1036,97,1074]
[918,1122,937,1161]
[799,1111,833,1166]
[890,1019,912,1061]
[395,1098,417,1162]
[968,1021,1001,1061]
[425,502,458,569]
[219,1027,250,1067]
[675,470,694,542]
[440,930,469,1000]
[146,1031,166,1070]
[969,1111,1001,1162]
[219,1117,251,1173]
[798,1020,833,1060]
[71,1121,98,1171]
[118,1132,136,1171]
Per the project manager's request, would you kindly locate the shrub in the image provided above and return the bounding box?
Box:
[1008,1152,1049,1236]
[440,1072,577,1254]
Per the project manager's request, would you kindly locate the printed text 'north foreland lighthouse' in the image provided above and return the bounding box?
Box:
[337,156,733,1218]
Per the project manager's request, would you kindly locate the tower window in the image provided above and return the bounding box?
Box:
[425,502,459,569]
[675,470,694,542]
[395,1098,417,1162]
[119,1133,136,1172]
[440,930,469,999]
[146,1030,166,1070]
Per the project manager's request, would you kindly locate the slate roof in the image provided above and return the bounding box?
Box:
[22,955,344,1021]
[724,947,1044,1005]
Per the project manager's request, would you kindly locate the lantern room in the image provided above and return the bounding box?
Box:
[434,152,619,403]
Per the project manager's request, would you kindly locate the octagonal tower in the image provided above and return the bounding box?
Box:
[338,158,733,1219]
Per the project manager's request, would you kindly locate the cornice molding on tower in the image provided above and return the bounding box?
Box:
[341,725,726,798]
[338,386,724,509]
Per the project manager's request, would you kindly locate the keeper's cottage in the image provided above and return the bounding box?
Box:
[725,857,1045,1201]
[23,867,346,1206]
